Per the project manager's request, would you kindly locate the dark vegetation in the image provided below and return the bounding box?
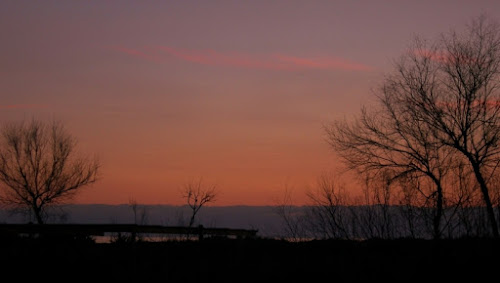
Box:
[0,235,497,282]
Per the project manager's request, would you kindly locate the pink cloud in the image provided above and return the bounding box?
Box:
[0,104,49,109]
[413,48,478,65]
[273,54,373,71]
[156,46,289,70]
[111,45,373,71]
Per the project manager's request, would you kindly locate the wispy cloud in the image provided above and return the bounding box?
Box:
[156,46,285,70]
[413,48,478,65]
[273,54,373,71]
[111,45,373,71]
[0,104,49,109]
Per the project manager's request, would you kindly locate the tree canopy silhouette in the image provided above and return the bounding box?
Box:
[0,119,100,224]
[326,15,500,237]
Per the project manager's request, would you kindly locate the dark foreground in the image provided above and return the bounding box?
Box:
[1,236,498,282]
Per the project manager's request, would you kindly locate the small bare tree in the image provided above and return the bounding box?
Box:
[274,183,309,241]
[182,177,217,228]
[129,198,149,226]
[306,173,352,239]
[127,198,149,242]
[0,119,100,224]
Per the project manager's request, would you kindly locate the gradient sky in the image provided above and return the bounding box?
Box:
[1,1,499,206]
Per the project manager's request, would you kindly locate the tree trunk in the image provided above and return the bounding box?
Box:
[34,205,44,225]
[428,174,444,240]
[189,213,195,228]
[434,183,443,240]
[471,163,499,237]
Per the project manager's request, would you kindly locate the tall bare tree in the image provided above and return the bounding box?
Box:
[391,15,500,237]
[325,81,452,238]
[182,177,217,228]
[0,119,100,224]
[326,15,500,238]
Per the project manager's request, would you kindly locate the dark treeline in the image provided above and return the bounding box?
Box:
[278,204,497,241]
[277,172,500,240]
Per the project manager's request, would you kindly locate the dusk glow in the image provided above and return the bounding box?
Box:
[1,1,498,206]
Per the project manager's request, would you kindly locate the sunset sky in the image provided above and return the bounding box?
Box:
[1,1,499,206]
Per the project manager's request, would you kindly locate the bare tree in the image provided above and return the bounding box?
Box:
[389,15,500,237]
[306,173,353,239]
[182,177,217,228]
[0,119,100,224]
[325,76,452,238]
[356,173,400,239]
[127,198,150,242]
[274,183,309,241]
[129,198,149,226]
[326,15,500,238]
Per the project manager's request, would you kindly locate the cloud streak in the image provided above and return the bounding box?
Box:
[111,45,373,71]
[272,54,372,71]
[413,48,479,65]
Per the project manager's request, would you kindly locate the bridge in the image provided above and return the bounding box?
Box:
[0,224,259,241]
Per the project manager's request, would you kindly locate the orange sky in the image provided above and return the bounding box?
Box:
[1,1,499,205]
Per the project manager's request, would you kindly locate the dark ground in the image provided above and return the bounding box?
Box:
[0,236,498,282]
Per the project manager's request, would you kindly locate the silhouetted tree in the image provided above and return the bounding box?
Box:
[129,198,149,226]
[306,173,353,239]
[326,14,500,238]
[357,173,400,239]
[385,15,500,237]
[274,183,309,241]
[127,198,150,242]
[325,72,452,239]
[182,177,217,228]
[0,119,100,224]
